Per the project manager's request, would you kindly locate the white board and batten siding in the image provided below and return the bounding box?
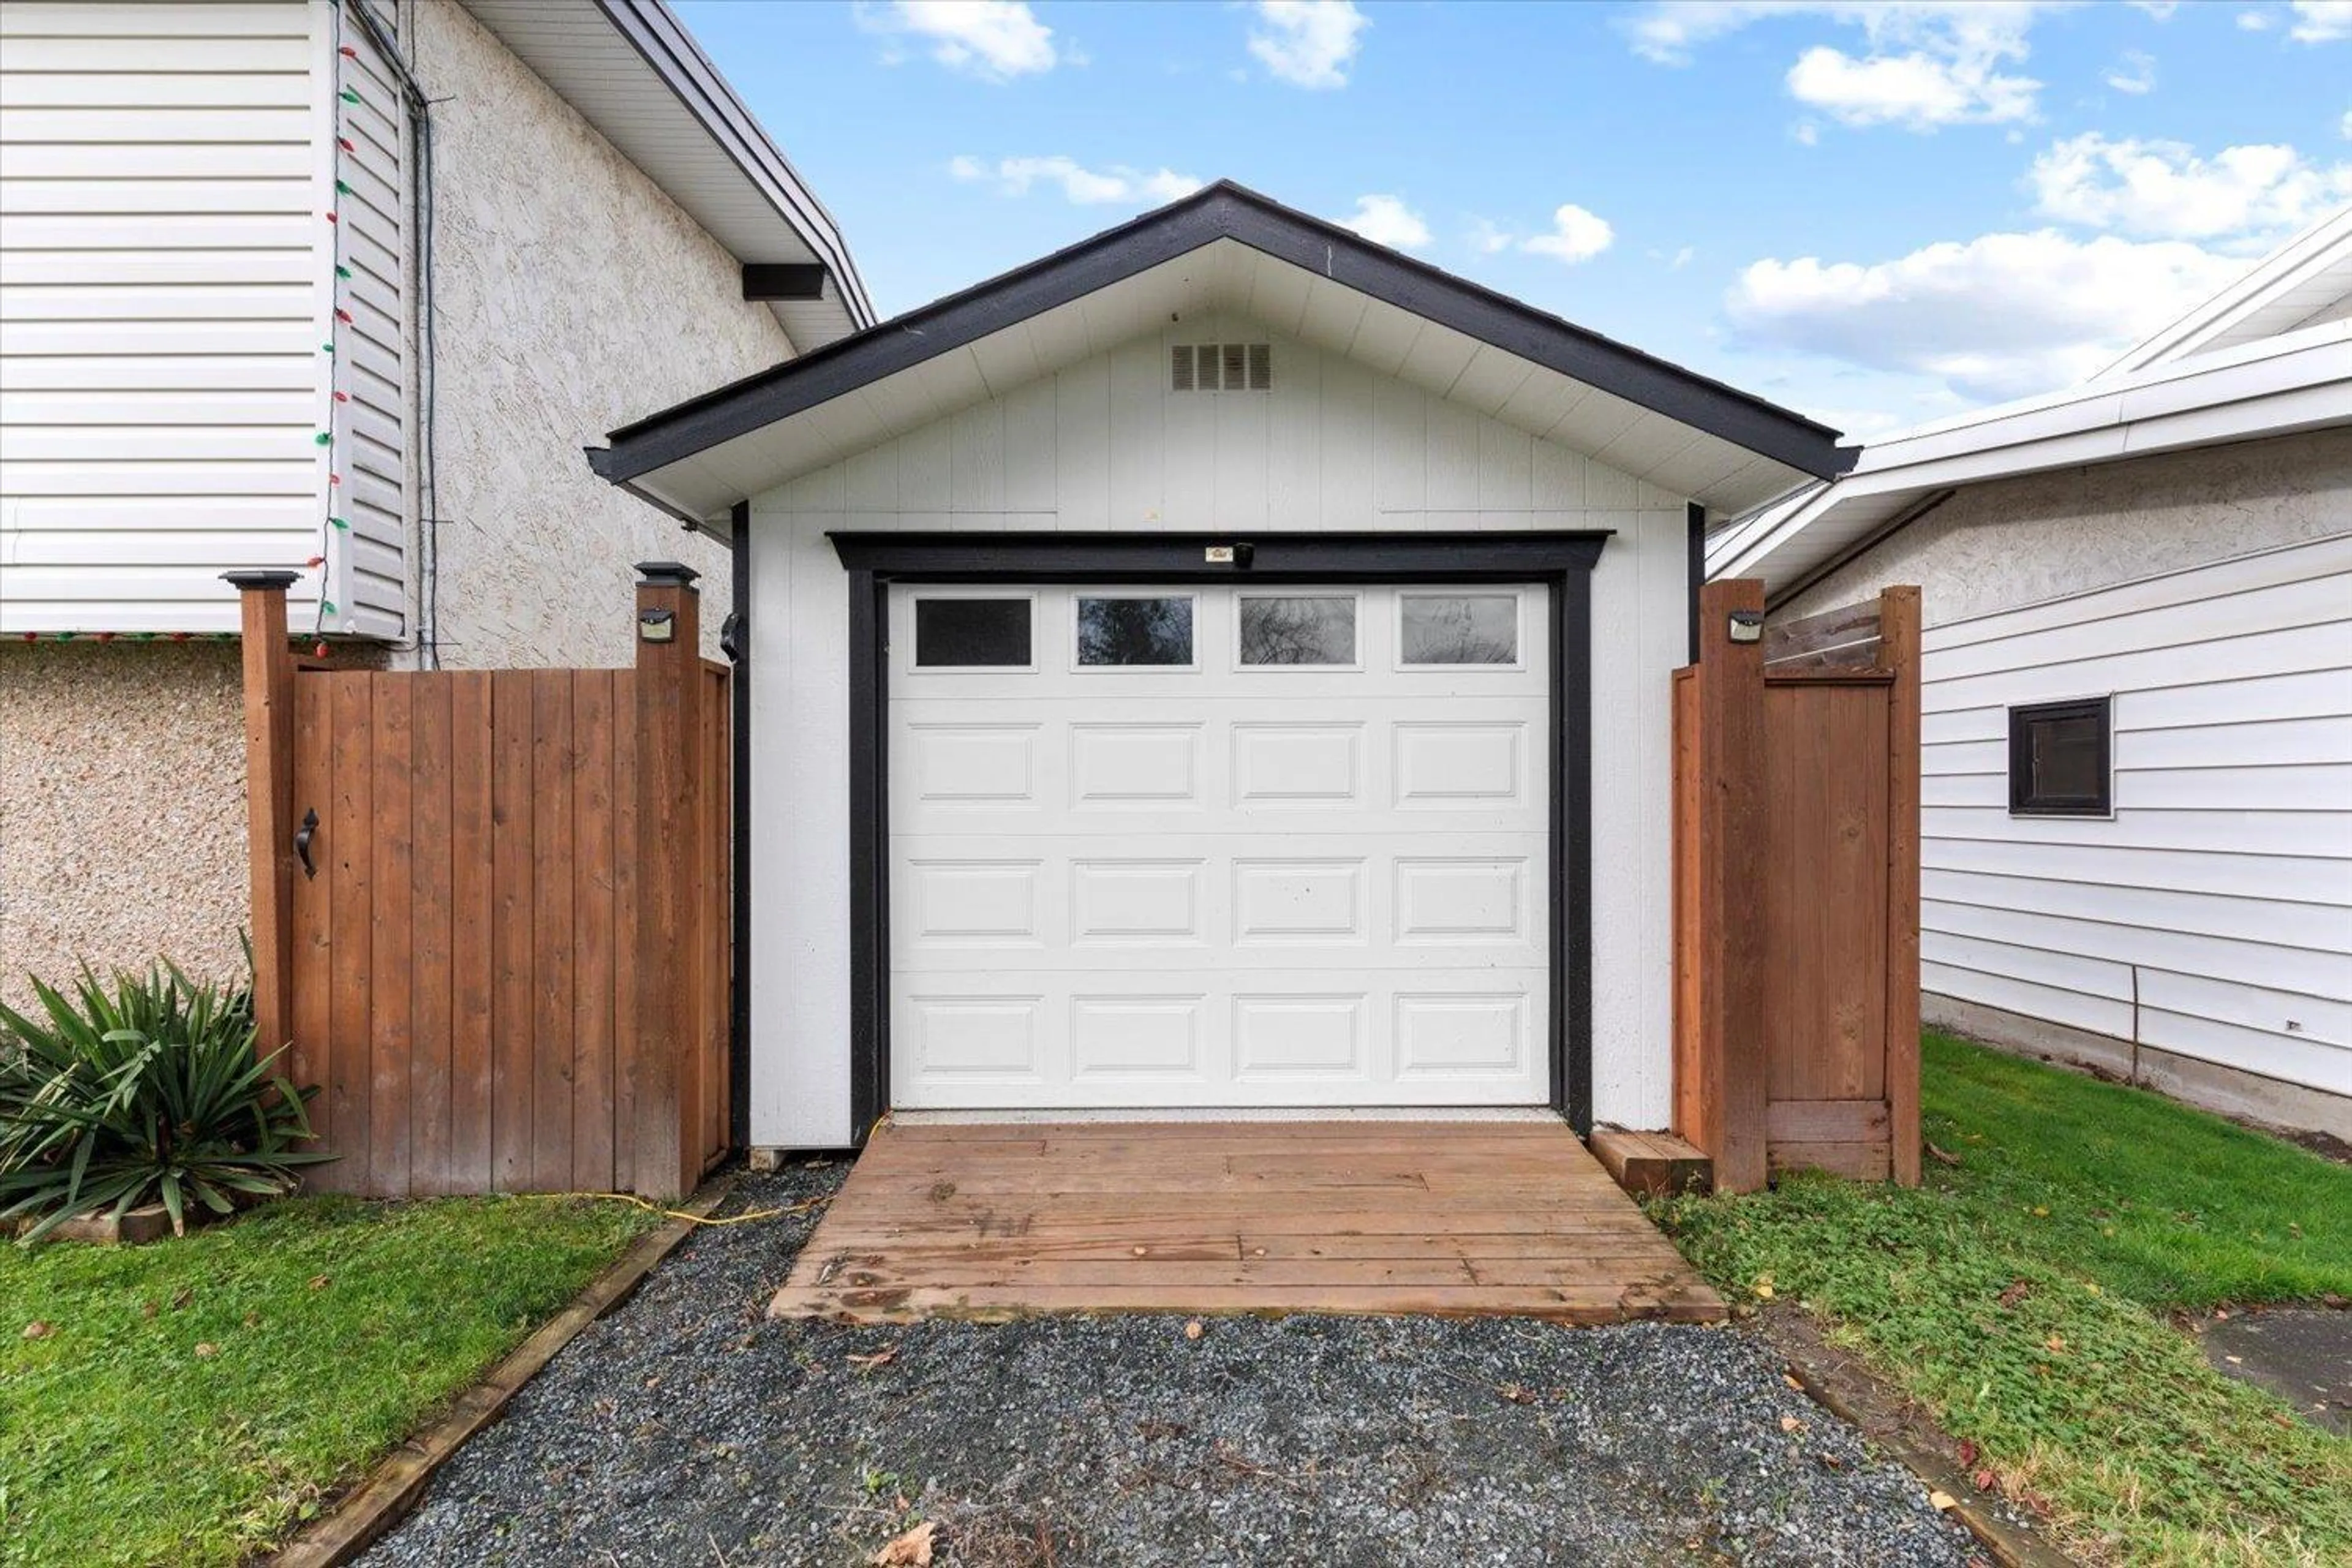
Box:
[0,0,407,637]
[1918,532,2352,1099]
[745,314,1695,1145]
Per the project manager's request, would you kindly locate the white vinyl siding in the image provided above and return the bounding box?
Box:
[330,0,407,636]
[0,0,405,637]
[745,315,1693,1145]
[1917,533,2352,1098]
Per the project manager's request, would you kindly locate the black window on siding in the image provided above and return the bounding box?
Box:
[914,597,1031,667]
[2009,696,2111,816]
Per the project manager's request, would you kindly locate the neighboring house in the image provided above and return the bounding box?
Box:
[1709,210,2352,1140]
[0,0,870,997]
[589,181,1851,1150]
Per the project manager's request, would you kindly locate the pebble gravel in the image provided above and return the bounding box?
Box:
[361,1164,1981,1567]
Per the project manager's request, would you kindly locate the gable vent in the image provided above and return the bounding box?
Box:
[1170,342,1272,392]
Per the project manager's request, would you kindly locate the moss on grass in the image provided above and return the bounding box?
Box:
[1659,1033,2351,1566]
[0,1193,657,1567]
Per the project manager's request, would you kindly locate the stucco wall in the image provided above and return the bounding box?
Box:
[1780,427,2352,624]
[404,0,793,668]
[0,644,249,1003]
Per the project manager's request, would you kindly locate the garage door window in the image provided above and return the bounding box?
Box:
[1238,594,1358,667]
[913,596,1033,669]
[1400,592,1519,666]
[1076,594,1194,668]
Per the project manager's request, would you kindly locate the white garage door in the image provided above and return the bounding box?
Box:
[887,582,1551,1109]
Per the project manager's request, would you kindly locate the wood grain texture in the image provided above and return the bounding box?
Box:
[1880,586,1923,1186]
[770,1121,1724,1325]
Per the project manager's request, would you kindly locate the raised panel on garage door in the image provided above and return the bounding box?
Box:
[886,582,1550,1109]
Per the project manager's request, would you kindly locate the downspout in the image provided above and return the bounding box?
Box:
[1686,502,1706,665]
[722,500,753,1151]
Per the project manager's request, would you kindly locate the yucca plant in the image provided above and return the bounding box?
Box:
[0,960,333,1244]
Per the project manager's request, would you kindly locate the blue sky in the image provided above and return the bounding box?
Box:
[674,1,2352,440]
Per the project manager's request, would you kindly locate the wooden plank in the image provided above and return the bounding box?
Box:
[1763,598,1880,666]
[367,674,413,1199]
[611,674,638,1199]
[1762,681,1889,1104]
[1768,1140,1893,1180]
[1766,1099,1890,1143]
[232,579,296,1080]
[323,673,372,1193]
[1699,581,1770,1191]
[570,671,619,1194]
[408,675,454,1196]
[1882,584,1924,1187]
[489,672,535,1193]
[448,674,495,1194]
[772,1283,1724,1326]
[532,670,576,1194]
[1589,1127,1713,1198]
[288,675,333,1167]
[631,576,701,1200]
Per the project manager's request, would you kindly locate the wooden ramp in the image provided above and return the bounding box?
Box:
[767,1120,1724,1325]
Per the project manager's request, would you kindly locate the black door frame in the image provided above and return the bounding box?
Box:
[827,530,1611,1143]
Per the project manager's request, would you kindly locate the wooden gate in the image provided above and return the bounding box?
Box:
[1672,581,1921,1192]
[228,567,729,1200]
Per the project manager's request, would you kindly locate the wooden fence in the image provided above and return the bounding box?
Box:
[1672,580,1921,1192]
[227,567,729,1200]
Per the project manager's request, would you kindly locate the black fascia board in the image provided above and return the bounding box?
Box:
[592,183,1849,488]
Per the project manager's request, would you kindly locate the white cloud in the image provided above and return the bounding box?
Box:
[1468,219,1515,255]
[2029,133,2352,242]
[1624,2,2053,129]
[2341,108,2352,138]
[1338,194,1430,250]
[951,156,1203,205]
[2238,10,2274,31]
[2103,48,2157,94]
[2291,1,2352,42]
[857,1,1061,81]
[1246,1,1369,89]
[1726,229,2247,401]
[1793,119,1821,145]
[1787,44,2038,128]
[2126,1,2179,18]
[1522,204,1616,264]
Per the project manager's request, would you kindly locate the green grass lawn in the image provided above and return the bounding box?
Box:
[0,1193,658,1568]
[1660,1032,2352,1567]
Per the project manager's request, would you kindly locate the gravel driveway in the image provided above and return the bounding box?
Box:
[362,1164,1980,1567]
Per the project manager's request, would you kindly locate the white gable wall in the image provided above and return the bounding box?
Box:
[745,317,1693,1145]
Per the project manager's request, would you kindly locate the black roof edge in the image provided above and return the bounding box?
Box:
[593,0,875,330]
[595,181,1847,488]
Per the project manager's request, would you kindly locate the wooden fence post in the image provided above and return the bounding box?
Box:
[631,562,703,1200]
[223,571,299,1063]
[1879,585,1923,1186]
[1697,579,1770,1193]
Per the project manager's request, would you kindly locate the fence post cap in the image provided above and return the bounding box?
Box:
[634,560,701,587]
[221,570,302,591]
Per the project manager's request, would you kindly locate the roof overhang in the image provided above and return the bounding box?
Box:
[1709,317,2352,601]
[2096,207,2352,379]
[458,0,874,349]
[586,182,1852,533]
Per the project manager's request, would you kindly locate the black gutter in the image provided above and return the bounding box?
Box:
[592,181,1850,488]
[591,0,875,330]
[1686,501,1705,665]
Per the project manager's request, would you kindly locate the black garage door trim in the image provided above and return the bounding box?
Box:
[825,530,1610,1142]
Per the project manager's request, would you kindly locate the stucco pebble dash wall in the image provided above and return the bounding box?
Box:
[0,645,249,1006]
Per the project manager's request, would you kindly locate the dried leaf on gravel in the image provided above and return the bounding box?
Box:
[869,1519,935,1566]
[1928,1490,1957,1511]
[1183,1320,1204,1341]
[848,1346,899,1370]
[1496,1382,1536,1405]
[1778,1414,1803,1434]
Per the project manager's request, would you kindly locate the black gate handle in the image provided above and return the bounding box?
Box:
[295,807,318,881]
